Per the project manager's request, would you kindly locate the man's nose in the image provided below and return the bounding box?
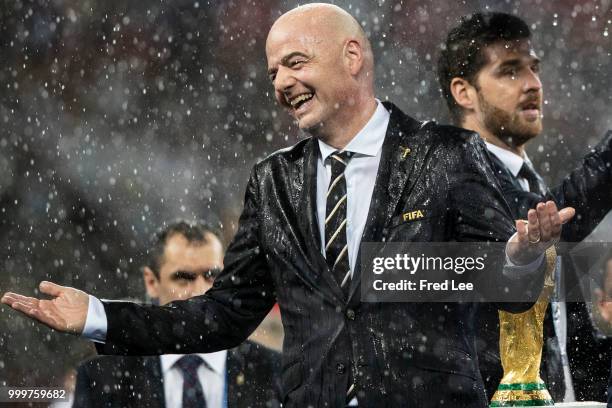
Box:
[274,66,296,96]
[192,275,209,296]
[523,69,542,93]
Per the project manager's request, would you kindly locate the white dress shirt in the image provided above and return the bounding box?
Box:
[485,142,530,191]
[161,351,227,408]
[316,101,390,275]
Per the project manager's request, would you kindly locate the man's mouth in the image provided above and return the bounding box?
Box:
[519,101,541,121]
[520,101,540,111]
[288,93,314,111]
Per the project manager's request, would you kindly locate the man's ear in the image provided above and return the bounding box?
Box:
[344,39,364,76]
[143,266,160,299]
[450,77,478,112]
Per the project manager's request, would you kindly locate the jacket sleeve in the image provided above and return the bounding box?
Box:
[96,167,276,355]
[510,130,612,242]
[446,130,545,313]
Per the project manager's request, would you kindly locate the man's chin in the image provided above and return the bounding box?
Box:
[296,116,323,132]
[515,117,542,138]
[498,122,541,147]
[522,122,542,139]
[508,126,541,146]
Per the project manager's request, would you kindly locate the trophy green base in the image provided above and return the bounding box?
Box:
[490,382,554,407]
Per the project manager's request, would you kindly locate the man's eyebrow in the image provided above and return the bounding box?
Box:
[170,268,221,280]
[497,58,522,68]
[498,56,541,69]
[527,54,541,65]
[267,52,310,76]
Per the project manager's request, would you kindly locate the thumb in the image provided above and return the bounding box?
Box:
[559,207,576,224]
[39,281,65,297]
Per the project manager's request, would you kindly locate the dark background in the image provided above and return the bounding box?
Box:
[0,0,610,390]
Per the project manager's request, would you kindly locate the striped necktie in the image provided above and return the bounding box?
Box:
[325,150,353,296]
[176,355,207,408]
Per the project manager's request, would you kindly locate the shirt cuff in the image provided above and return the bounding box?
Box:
[504,232,545,278]
[81,295,108,343]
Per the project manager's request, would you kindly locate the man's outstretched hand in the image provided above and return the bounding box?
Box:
[507,201,575,265]
[1,281,89,334]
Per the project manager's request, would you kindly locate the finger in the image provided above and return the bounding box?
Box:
[1,292,22,305]
[548,201,562,238]
[10,297,39,310]
[39,281,65,297]
[527,208,540,243]
[11,301,59,330]
[1,293,16,305]
[1,293,39,306]
[537,202,551,242]
[515,219,528,244]
[559,207,576,224]
[10,301,42,318]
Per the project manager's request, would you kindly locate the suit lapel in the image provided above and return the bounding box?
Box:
[295,138,346,302]
[488,153,524,192]
[143,357,165,408]
[348,103,424,303]
[296,138,324,258]
[226,348,243,408]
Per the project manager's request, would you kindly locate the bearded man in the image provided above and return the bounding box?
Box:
[438,12,612,402]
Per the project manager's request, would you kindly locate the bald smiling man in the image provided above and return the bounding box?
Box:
[3,4,575,407]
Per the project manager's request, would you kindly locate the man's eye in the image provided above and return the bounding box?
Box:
[289,59,305,68]
[173,273,197,282]
[531,64,540,73]
[269,73,276,83]
[502,68,517,76]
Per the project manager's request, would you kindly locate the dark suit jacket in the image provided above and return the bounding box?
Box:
[608,361,611,408]
[73,341,281,408]
[94,103,544,408]
[480,131,612,402]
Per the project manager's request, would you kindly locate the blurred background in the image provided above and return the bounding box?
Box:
[0,0,611,395]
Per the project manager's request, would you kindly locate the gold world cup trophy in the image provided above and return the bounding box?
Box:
[490,247,557,407]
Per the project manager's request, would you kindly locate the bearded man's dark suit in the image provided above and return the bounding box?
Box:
[73,341,281,408]
[478,131,612,402]
[93,103,544,408]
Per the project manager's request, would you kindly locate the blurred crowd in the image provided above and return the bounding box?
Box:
[0,0,611,396]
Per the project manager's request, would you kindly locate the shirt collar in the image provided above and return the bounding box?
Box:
[485,141,529,178]
[160,350,227,376]
[317,100,390,162]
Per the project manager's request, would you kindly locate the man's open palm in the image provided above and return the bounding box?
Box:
[1,281,89,334]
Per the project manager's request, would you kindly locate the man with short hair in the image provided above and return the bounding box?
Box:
[72,221,281,408]
[438,12,612,402]
[3,5,573,407]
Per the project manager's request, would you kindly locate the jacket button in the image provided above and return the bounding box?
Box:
[336,363,346,374]
[346,309,356,320]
